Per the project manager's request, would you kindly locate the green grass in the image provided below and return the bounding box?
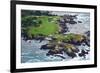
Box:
[27,16,60,36]
[52,33,84,42]
[22,16,85,43]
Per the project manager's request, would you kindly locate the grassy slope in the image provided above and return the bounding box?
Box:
[28,16,59,36]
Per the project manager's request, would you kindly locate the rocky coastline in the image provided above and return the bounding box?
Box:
[21,14,90,60]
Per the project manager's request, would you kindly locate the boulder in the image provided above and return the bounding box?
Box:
[85,31,90,37]
[68,34,86,45]
[78,21,82,23]
[63,44,78,58]
[83,36,90,47]
[40,44,55,50]
[69,21,77,24]
[64,44,79,53]
[66,51,76,58]
[40,44,48,50]
[46,49,63,56]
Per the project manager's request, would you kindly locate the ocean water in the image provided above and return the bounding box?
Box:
[21,39,69,63]
[21,13,90,63]
[65,13,90,34]
[21,39,90,63]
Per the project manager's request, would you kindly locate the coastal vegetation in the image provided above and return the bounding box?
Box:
[21,10,90,60]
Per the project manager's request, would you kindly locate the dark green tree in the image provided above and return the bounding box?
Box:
[21,16,42,27]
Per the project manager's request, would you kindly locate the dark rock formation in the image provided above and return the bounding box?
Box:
[71,47,79,53]
[40,44,49,50]
[54,54,65,59]
[85,31,90,37]
[40,44,55,50]
[63,34,86,46]
[78,21,82,23]
[78,49,89,58]
[68,21,77,24]
[34,36,45,42]
[66,51,76,58]
[63,44,78,58]
[83,36,90,47]
[84,39,90,47]
[62,15,77,24]
[46,49,63,56]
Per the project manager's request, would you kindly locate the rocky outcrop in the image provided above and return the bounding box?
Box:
[34,36,45,42]
[65,51,76,58]
[41,42,79,58]
[58,18,69,33]
[40,44,55,50]
[85,31,90,37]
[63,34,87,45]
[39,33,90,59]
[46,49,63,56]
[62,15,77,24]
[63,44,78,58]
[78,49,89,58]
